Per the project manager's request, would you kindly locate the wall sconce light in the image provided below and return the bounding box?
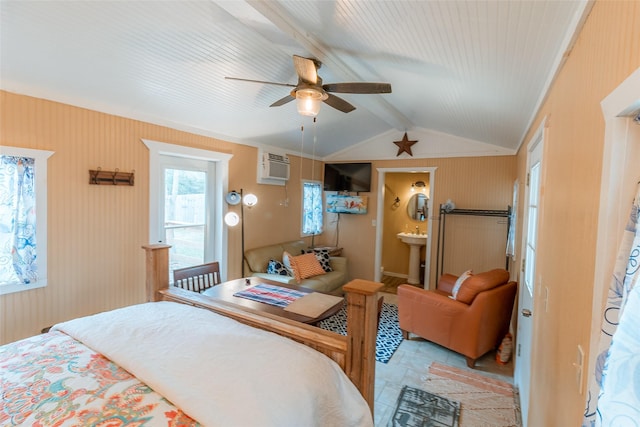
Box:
[411,181,426,192]
[224,189,258,276]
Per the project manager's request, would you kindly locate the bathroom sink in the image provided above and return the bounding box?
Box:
[397,233,428,285]
[397,232,428,246]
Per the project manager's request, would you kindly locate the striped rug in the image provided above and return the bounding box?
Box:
[422,362,522,427]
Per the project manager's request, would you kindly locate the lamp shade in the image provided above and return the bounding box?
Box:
[296,88,325,117]
[224,212,240,226]
[243,193,258,207]
[225,190,241,205]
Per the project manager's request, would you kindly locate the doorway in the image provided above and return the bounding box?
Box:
[375,167,437,287]
[143,139,232,282]
[514,118,546,426]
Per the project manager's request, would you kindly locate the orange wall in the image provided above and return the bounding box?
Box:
[322,156,516,287]
[513,1,640,425]
[0,91,322,344]
[0,90,515,344]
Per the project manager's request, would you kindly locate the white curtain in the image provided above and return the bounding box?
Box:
[0,156,38,286]
[582,182,640,426]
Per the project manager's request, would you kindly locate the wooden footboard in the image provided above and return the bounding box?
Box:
[142,244,382,413]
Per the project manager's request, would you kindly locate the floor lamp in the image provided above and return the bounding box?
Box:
[224,189,258,277]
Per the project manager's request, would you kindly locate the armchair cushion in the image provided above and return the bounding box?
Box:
[455,269,510,304]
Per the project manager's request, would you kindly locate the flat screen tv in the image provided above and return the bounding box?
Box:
[323,162,372,192]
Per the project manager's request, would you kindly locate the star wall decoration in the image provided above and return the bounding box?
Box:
[393,132,418,156]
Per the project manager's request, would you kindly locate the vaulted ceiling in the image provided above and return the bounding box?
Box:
[0,1,590,159]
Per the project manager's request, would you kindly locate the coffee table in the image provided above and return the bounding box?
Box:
[201,277,344,324]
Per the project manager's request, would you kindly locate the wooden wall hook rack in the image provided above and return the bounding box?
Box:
[89,168,135,186]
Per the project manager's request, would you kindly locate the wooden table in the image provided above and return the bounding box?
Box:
[201,277,344,324]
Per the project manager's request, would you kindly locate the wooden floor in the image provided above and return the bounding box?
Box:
[379,275,421,294]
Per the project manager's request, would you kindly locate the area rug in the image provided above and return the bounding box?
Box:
[317,302,403,363]
[422,362,521,427]
[388,385,460,427]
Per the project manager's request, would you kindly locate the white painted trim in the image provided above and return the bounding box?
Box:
[374,166,437,287]
[141,139,233,281]
[0,146,54,295]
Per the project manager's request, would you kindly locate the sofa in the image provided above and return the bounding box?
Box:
[397,269,517,368]
[243,240,348,295]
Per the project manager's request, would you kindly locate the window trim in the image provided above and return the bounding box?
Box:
[0,146,54,295]
[142,139,232,281]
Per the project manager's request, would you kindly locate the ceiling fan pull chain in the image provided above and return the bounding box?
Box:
[299,124,305,180]
[312,117,317,182]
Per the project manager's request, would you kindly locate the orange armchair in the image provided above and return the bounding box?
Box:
[397,269,516,368]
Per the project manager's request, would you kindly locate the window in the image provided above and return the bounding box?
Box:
[0,147,53,295]
[302,180,323,236]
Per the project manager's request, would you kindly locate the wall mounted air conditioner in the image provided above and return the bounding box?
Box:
[260,152,290,183]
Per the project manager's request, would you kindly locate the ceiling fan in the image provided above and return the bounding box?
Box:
[225,55,392,116]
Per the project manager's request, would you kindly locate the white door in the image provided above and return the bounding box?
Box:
[514,125,544,426]
[159,155,216,279]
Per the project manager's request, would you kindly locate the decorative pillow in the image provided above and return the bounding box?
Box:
[288,253,326,283]
[451,270,473,300]
[301,248,333,272]
[282,251,295,276]
[266,259,291,276]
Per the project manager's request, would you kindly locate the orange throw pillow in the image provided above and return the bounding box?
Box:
[288,253,326,283]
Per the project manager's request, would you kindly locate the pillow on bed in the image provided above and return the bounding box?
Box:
[287,252,326,283]
[266,259,291,276]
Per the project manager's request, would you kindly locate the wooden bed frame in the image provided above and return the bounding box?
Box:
[142,244,382,413]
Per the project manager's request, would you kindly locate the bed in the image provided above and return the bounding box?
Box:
[0,244,382,426]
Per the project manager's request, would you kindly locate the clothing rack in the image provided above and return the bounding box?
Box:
[435,206,511,280]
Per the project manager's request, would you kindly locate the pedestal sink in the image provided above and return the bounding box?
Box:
[397,232,428,285]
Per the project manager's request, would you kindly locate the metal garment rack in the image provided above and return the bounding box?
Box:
[435,206,511,280]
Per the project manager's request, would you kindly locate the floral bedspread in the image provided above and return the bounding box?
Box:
[0,331,199,426]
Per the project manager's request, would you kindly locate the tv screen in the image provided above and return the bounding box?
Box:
[323,162,372,192]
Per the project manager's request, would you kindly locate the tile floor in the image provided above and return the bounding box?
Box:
[374,292,515,426]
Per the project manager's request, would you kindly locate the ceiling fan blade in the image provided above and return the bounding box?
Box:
[324,93,356,113]
[270,94,295,107]
[225,76,296,88]
[292,55,318,85]
[323,82,392,94]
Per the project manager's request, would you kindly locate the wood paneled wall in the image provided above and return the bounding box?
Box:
[0,91,322,345]
[319,156,516,287]
[513,1,640,425]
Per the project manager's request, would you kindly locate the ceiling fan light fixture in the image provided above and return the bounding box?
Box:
[296,88,326,117]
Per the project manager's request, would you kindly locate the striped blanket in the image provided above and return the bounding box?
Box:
[233,283,306,307]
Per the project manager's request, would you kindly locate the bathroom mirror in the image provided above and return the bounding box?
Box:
[407,193,428,221]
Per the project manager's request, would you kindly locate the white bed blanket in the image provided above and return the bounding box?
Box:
[53,301,373,427]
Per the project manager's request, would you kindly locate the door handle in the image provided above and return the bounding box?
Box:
[522,308,532,317]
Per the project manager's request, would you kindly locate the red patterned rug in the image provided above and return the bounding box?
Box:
[422,362,521,427]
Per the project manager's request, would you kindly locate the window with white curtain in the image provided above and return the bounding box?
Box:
[302,180,323,236]
[0,147,53,295]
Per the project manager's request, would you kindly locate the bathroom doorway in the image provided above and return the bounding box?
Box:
[374,167,437,289]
